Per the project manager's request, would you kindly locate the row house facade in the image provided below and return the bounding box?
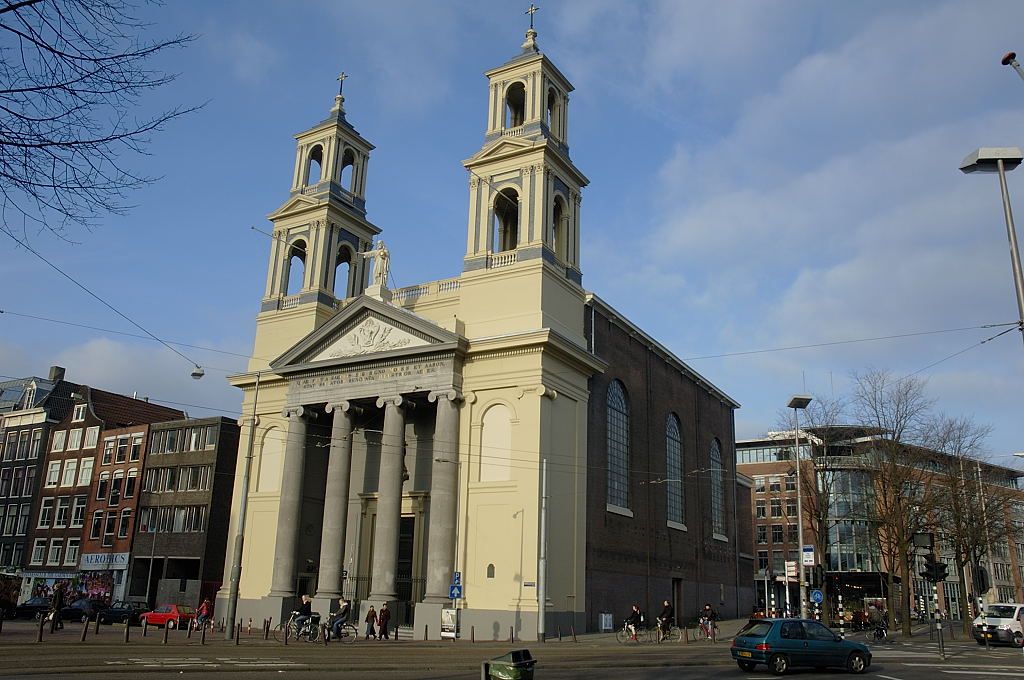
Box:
[21,386,182,602]
[128,416,239,608]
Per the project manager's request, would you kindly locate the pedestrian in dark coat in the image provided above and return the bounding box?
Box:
[364,605,377,640]
[377,602,391,640]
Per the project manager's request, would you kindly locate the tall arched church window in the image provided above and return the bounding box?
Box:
[306,145,323,185]
[339,148,355,191]
[551,195,568,261]
[285,240,306,295]
[710,438,726,536]
[546,87,561,137]
[493,189,519,252]
[479,404,512,482]
[666,414,684,525]
[256,426,282,492]
[606,380,630,509]
[333,245,352,298]
[505,82,526,128]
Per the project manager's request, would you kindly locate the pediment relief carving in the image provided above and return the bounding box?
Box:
[311,316,429,360]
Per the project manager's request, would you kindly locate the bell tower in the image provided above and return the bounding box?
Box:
[251,78,381,368]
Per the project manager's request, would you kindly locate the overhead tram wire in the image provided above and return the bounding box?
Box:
[0,227,207,377]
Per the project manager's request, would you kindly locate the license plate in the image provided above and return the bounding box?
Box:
[739,651,752,657]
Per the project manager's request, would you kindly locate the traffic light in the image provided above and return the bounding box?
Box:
[973,565,990,593]
[933,561,948,582]
[920,554,938,582]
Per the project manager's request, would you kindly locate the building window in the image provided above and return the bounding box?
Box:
[124,469,138,498]
[71,496,87,528]
[756,525,768,544]
[768,476,781,493]
[60,459,78,487]
[72,404,86,422]
[115,437,129,464]
[16,431,29,459]
[23,467,36,496]
[55,497,70,528]
[2,432,14,461]
[118,508,132,538]
[770,498,783,518]
[89,510,103,539]
[788,524,798,543]
[45,461,60,487]
[30,538,46,565]
[754,476,765,493]
[51,430,66,452]
[11,467,24,497]
[101,439,114,465]
[606,380,630,510]
[102,512,116,546]
[65,538,80,566]
[83,426,99,449]
[755,499,766,518]
[772,550,784,574]
[109,471,123,505]
[785,474,796,492]
[96,472,109,500]
[172,505,207,533]
[772,524,784,543]
[138,507,156,533]
[37,498,54,528]
[2,504,16,535]
[16,504,29,535]
[178,465,210,492]
[129,435,143,461]
[77,458,94,486]
[0,468,9,496]
[165,428,180,453]
[757,550,769,572]
[46,538,63,565]
[786,498,797,517]
[709,439,726,537]
[66,428,82,451]
[665,413,684,525]
[29,429,43,458]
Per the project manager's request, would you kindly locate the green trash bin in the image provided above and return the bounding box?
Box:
[485,649,536,680]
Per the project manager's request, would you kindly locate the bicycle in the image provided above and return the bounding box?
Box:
[615,620,653,644]
[324,616,358,644]
[697,617,719,642]
[654,618,682,643]
[273,610,322,642]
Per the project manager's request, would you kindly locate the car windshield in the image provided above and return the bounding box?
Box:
[737,621,773,637]
[985,605,1018,619]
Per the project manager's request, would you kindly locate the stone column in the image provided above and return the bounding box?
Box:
[368,395,407,602]
[314,401,357,602]
[268,406,308,597]
[423,391,461,603]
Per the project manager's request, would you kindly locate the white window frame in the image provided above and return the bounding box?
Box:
[30,538,46,565]
[83,426,99,450]
[72,404,86,422]
[54,497,70,528]
[29,429,42,458]
[46,538,63,565]
[64,537,80,566]
[37,498,54,528]
[51,430,66,453]
[60,458,78,487]
[77,458,94,486]
[66,428,83,451]
[70,496,87,528]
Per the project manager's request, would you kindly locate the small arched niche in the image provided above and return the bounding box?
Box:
[285,239,306,295]
[546,87,562,137]
[256,426,283,492]
[479,403,512,482]
[505,82,526,128]
[486,564,495,579]
[492,188,519,252]
[339,148,356,192]
[333,245,353,298]
[306,145,323,185]
[551,194,568,261]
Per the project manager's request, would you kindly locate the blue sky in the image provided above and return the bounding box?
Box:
[2,0,1023,468]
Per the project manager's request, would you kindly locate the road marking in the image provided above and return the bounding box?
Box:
[104,657,305,669]
[877,674,906,680]
[941,672,1024,677]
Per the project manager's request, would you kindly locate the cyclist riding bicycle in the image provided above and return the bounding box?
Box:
[657,599,675,641]
[698,603,718,640]
[625,604,644,641]
[292,594,313,634]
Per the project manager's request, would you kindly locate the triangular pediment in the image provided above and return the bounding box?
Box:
[465,136,538,165]
[271,296,460,373]
[267,193,320,220]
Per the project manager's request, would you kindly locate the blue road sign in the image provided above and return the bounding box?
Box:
[449,584,463,599]
[452,571,462,586]
[810,589,824,604]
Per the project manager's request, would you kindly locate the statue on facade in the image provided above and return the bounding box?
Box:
[360,240,390,288]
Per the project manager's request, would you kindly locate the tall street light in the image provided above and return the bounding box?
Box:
[788,395,812,619]
[959,147,1024,346]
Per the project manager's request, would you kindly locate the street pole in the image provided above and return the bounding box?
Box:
[537,458,548,641]
[224,372,261,640]
[994,158,1024,345]
[793,407,808,619]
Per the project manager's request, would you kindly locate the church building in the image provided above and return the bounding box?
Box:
[217,24,753,639]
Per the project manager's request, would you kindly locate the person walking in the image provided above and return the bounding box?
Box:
[376,602,391,640]
[364,605,377,640]
[49,582,65,632]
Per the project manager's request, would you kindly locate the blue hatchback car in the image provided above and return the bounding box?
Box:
[731,618,871,675]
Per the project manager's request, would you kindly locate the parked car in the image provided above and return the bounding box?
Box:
[731,618,871,675]
[13,596,51,620]
[139,604,196,629]
[60,598,109,623]
[98,600,148,625]
[0,596,16,619]
[972,602,1024,646]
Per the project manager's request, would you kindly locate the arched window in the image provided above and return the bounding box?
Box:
[486,563,495,578]
[493,188,519,252]
[710,438,725,536]
[666,414,684,525]
[606,380,630,509]
[339,148,355,191]
[546,87,562,137]
[551,195,568,261]
[256,426,283,492]
[505,82,526,128]
[480,404,512,482]
[333,245,352,298]
[306,145,323,185]
[285,239,306,295]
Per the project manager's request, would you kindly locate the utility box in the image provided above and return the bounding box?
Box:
[599,612,614,632]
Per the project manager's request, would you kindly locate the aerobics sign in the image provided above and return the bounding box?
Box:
[80,552,130,571]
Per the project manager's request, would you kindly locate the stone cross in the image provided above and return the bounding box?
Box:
[525,4,539,30]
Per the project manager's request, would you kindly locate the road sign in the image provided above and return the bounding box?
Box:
[452,571,462,586]
[802,545,815,566]
[810,589,824,604]
[449,584,463,599]
[785,561,798,579]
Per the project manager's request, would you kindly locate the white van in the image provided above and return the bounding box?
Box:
[972,603,1024,646]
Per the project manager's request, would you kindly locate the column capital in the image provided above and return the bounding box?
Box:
[376,394,413,409]
[281,405,308,419]
[325,400,362,415]
[428,390,463,404]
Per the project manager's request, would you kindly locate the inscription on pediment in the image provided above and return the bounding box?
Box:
[312,317,428,361]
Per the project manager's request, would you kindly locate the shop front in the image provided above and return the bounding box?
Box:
[79,552,129,602]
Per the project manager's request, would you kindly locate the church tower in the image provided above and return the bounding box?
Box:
[459,23,589,345]
[251,80,381,369]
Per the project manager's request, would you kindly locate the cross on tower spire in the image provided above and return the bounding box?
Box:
[525,3,539,30]
[337,71,348,96]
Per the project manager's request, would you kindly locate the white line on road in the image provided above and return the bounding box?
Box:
[877,674,906,680]
[941,672,1024,676]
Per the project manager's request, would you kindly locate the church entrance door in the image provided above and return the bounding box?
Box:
[396,516,418,624]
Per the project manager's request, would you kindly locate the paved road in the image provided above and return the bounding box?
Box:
[0,620,1020,679]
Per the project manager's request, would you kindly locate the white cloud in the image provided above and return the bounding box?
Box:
[209,29,281,85]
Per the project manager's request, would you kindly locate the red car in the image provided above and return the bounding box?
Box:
[139,604,196,629]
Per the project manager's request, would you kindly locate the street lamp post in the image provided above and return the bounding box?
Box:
[788,395,813,619]
[960,147,1024,346]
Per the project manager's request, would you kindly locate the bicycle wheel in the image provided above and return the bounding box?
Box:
[272,623,288,642]
[339,623,358,643]
[615,628,631,644]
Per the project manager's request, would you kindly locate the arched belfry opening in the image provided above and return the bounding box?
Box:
[546,87,562,137]
[332,244,353,298]
[339,148,356,192]
[492,188,519,252]
[504,82,525,128]
[305,146,323,186]
[551,194,568,261]
[285,239,306,295]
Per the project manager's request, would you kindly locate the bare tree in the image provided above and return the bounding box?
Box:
[851,369,938,636]
[0,0,195,240]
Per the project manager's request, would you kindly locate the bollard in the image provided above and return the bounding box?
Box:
[36,615,44,642]
[187,619,193,639]
[423,625,428,641]
[123,620,130,644]
[557,626,561,642]
[94,616,101,635]
[394,625,399,641]
[0,616,4,635]
[570,625,578,643]
[284,622,289,645]
[509,625,513,642]
[839,594,845,640]
[81,617,89,642]
[264,619,270,641]
[248,618,252,636]
[142,619,148,637]
[235,622,241,645]
[200,621,207,645]
[471,625,475,643]
[162,622,169,644]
